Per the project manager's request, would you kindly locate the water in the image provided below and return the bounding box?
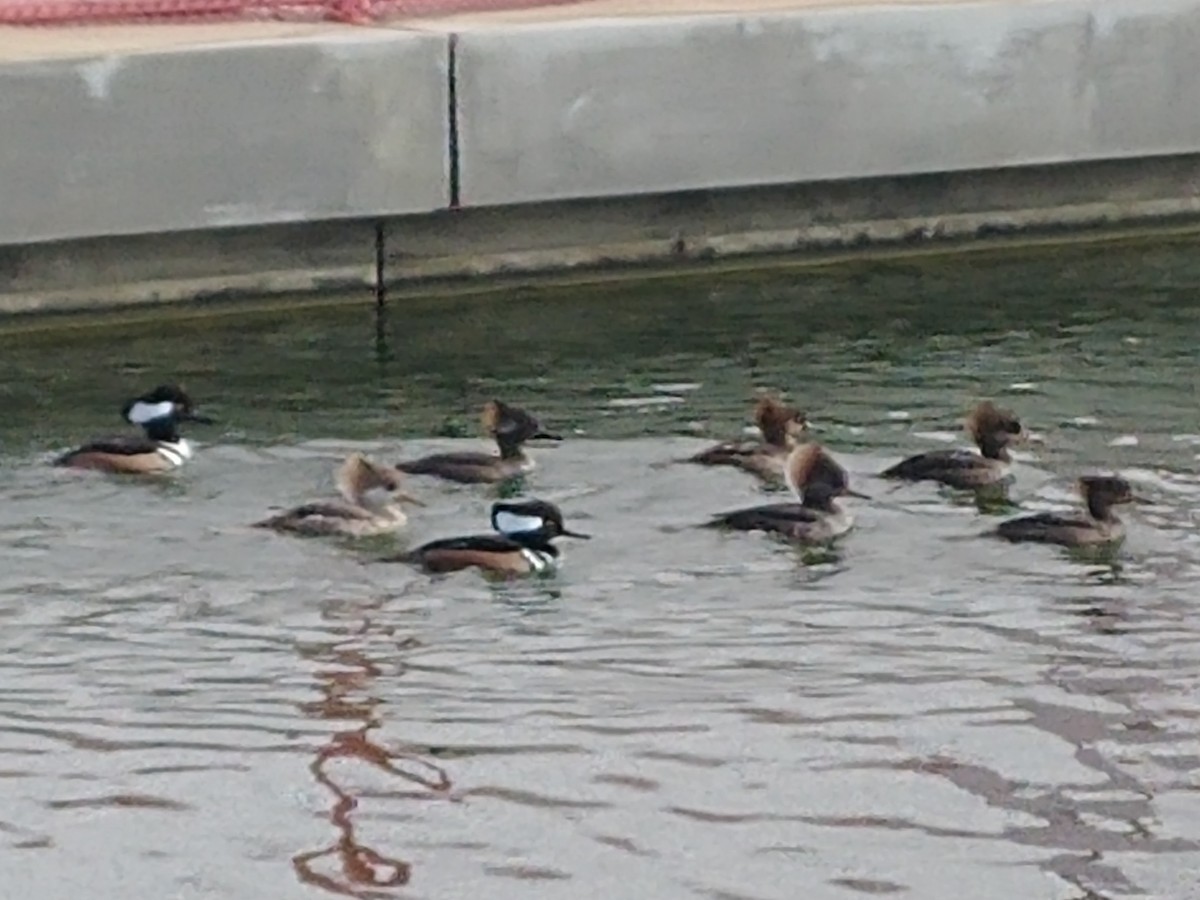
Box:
[3,235,1200,900]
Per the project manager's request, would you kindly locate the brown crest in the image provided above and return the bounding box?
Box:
[335,453,420,506]
[964,400,1022,443]
[754,395,808,447]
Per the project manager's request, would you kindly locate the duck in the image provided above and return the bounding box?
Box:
[55,384,214,474]
[686,394,808,484]
[881,400,1025,490]
[994,476,1136,547]
[707,443,868,544]
[254,452,423,537]
[395,499,589,576]
[395,400,562,484]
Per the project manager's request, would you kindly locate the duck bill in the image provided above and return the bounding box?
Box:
[843,488,872,500]
[182,412,216,425]
[395,491,426,507]
[1015,427,1039,445]
[531,430,563,442]
[561,528,591,539]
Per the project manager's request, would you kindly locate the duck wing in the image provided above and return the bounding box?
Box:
[400,533,541,575]
[395,451,502,483]
[687,439,759,465]
[995,512,1093,544]
[881,448,1006,489]
[57,433,160,462]
[882,449,979,479]
[254,501,376,534]
[707,502,821,532]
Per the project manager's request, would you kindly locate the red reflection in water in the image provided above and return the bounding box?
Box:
[293,604,450,899]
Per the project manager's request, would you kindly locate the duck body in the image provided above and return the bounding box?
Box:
[55,384,213,475]
[688,440,792,483]
[395,450,531,485]
[688,395,807,484]
[994,475,1134,549]
[255,500,408,538]
[707,443,865,546]
[406,533,559,575]
[255,453,421,538]
[882,401,1024,490]
[708,500,853,544]
[995,512,1123,547]
[881,448,1009,490]
[396,400,560,485]
[399,499,588,577]
[57,435,193,474]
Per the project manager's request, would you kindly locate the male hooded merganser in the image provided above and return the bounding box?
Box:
[707,443,868,544]
[254,453,423,538]
[995,476,1136,548]
[395,400,562,485]
[55,384,214,474]
[396,499,589,576]
[686,395,808,484]
[881,400,1025,490]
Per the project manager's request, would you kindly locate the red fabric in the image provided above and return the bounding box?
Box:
[0,0,585,26]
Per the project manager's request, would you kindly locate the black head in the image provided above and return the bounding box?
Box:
[1079,476,1136,520]
[490,499,590,540]
[121,384,214,427]
[482,400,562,451]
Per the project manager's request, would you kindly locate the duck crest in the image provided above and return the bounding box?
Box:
[963,400,1024,461]
[965,400,1020,441]
[480,400,505,434]
[784,443,832,496]
[754,395,807,447]
[335,453,402,505]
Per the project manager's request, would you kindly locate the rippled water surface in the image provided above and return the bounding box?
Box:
[3,237,1200,900]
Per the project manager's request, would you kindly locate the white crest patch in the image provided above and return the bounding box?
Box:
[520,548,555,572]
[825,507,854,538]
[495,511,544,535]
[156,439,192,467]
[128,399,176,424]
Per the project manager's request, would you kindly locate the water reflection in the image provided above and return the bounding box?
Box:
[293,598,447,899]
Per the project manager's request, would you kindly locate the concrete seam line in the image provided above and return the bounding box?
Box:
[447,31,461,210]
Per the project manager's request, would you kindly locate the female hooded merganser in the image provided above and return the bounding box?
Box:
[686,395,808,484]
[396,499,589,576]
[395,400,562,485]
[881,400,1025,490]
[995,476,1136,548]
[254,453,423,537]
[55,384,214,474]
[707,443,868,544]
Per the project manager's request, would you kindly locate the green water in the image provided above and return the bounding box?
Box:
[3,234,1198,461]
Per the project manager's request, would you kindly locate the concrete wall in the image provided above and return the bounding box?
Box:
[452,0,1200,205]
[0,29,449,246]
[3,0,1200,312]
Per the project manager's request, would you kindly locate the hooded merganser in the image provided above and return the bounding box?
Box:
[395,499,589,576]
[881,400,1025,490]
[254,453,423,538]
[707,443,868,544]
[995,476,1135,547]
[55,384,215,474]
[686,395,808,484]
[395,400,562,485]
